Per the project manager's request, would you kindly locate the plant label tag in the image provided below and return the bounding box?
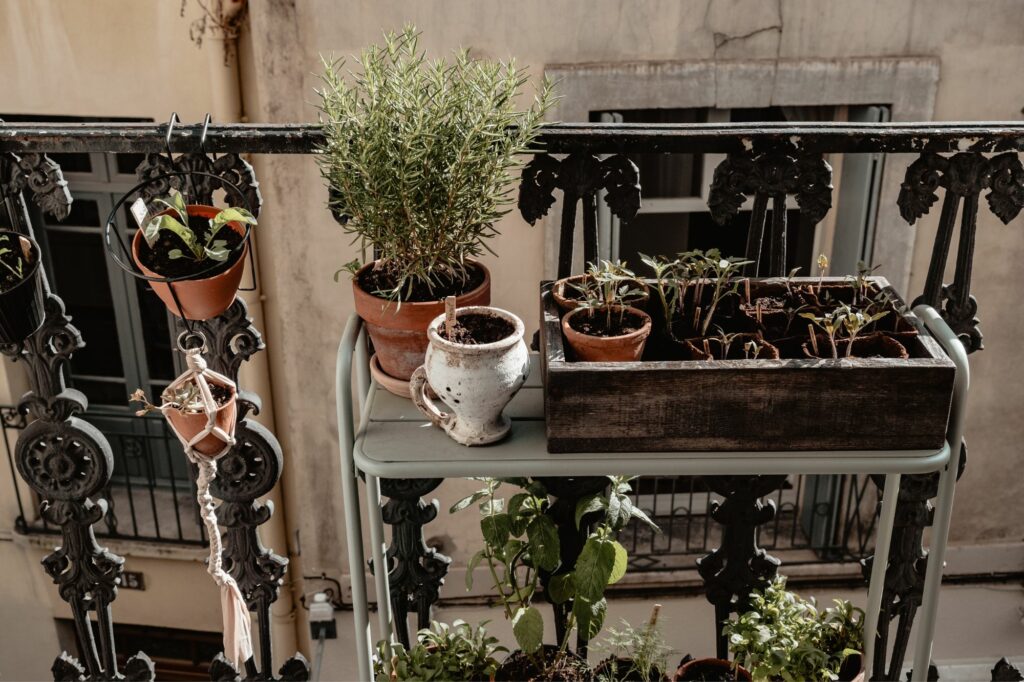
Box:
[130,198,149,228]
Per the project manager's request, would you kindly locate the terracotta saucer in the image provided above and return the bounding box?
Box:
[370,354,437,399]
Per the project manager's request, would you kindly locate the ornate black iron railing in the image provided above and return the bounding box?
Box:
[2,120,1023,681]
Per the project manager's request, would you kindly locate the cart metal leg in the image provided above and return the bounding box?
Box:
[864,472,902,678]
[366,473,395,642]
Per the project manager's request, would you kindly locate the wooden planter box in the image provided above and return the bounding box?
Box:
[540,278,955,453]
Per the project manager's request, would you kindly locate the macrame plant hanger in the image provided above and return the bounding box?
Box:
[102,113,255,671]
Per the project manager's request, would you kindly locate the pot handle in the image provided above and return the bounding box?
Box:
[410,366,454,431]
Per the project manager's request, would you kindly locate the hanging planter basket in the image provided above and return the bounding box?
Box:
[104,170,256,322]
[0,229,45,344]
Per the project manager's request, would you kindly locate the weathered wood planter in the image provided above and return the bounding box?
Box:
[540,277,955,453]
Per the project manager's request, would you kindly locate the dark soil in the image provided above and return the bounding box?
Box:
[593,656,665,681]
[359,260,486,302]
[0,234,31,292]
[138,211,244,279]
[569,308,646,337]
[437,313,514,344]
[496,647,592,682]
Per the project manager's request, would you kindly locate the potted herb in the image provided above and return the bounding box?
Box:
[0,230,45,344]
[374,620,506,682]
[722,577,864,682]
[594,606,674,682]
[131,376,237,456]
[410,299,529,446]
[132,190,256,321]
[452,476,658,681]
[562,260,652,361]
[318,26,553,394]
[801,303,905,360]
[554,261,650,314]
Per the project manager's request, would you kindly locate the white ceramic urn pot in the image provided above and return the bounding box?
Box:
[409,306,530,446]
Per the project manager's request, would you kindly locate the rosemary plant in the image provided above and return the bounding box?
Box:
[317,26,554,300]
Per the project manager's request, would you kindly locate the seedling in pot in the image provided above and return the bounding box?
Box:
[142,190,256,264]
[640,253,689,340]
[839,307,889,357]
[848,260,882,305]
[131,383,230,416]
[571,260,647,332]
[801,306,847,360]
[684,249,752,336]
[595,605,674,682]
[816,253,829,294]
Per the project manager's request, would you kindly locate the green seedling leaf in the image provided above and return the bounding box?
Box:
[450,490,487,514]
[547,573,575,604]
[573,596,607,641]
[526,515,560,572]
[574,536,616,602]
[168,248,185,260]
[575,494,606,529]
[608,541,628,584]
[466,549,486,590]
[145,214,201,258]
[511,606,543,654]
[480,512,510,548]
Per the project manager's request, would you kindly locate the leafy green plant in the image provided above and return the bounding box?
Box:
[571,260,647,332]
[800,307,847,359]
[840,307,888,357]
[130,383,214,417]
[317,26,554,300]
[640,253,688,338]
[596,606,673,682]
[722,577,863,682]
[451,476,658,667]
[142,190,256,263]
[374,619,505,682]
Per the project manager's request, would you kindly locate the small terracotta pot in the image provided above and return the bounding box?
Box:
[131,204,248,321]
[802,332,909,360]
[562,306,651,361]
[552,274,650,313]
[0,231,44,345]
[352,261,490,386]
[164,389,237,456]
[673,657,751,681]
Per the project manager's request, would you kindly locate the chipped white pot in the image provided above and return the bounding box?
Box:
[410,306,529,446]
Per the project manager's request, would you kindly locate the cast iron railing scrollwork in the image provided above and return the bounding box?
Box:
[376,477,452,649]
[133,151,307,681]
[1,151,156,680]
[708,141,833,277]
[519,152,641,278]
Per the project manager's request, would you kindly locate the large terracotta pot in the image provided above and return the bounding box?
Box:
[164,390,237,456]
[553,274,650,313]
[0,231,44,345]
[674,657,751,681]
[562,305,651,362]
[132,204,248,321]
[352,261,491,383]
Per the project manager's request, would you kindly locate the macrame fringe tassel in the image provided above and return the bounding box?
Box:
[195,458,253,670]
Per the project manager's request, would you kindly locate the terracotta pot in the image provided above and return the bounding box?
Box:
[131,204,248,321]
[562,306,651,362]
[0,231,44,345]
[802,332,909,360]
[673,657,751,681]
[552,274,650,313]
[838,652,865,682]
[164,388,237,456]
[352,261,491,384]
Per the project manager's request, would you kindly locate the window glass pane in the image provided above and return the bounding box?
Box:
[113,153,145,177]
[45,229,125,383]
[590,108,707,198]
[623,209,813,277]
[47,152,92,174]
[137,278,176,381]
[71,378,129,406]
[46,198,100,228]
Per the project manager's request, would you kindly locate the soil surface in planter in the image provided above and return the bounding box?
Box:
[359,261,486,302]
[138,213,244,279]
[0,238,31,291]
[437,313,514,344]
[568,308,646,338]
[496,647,592,682]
